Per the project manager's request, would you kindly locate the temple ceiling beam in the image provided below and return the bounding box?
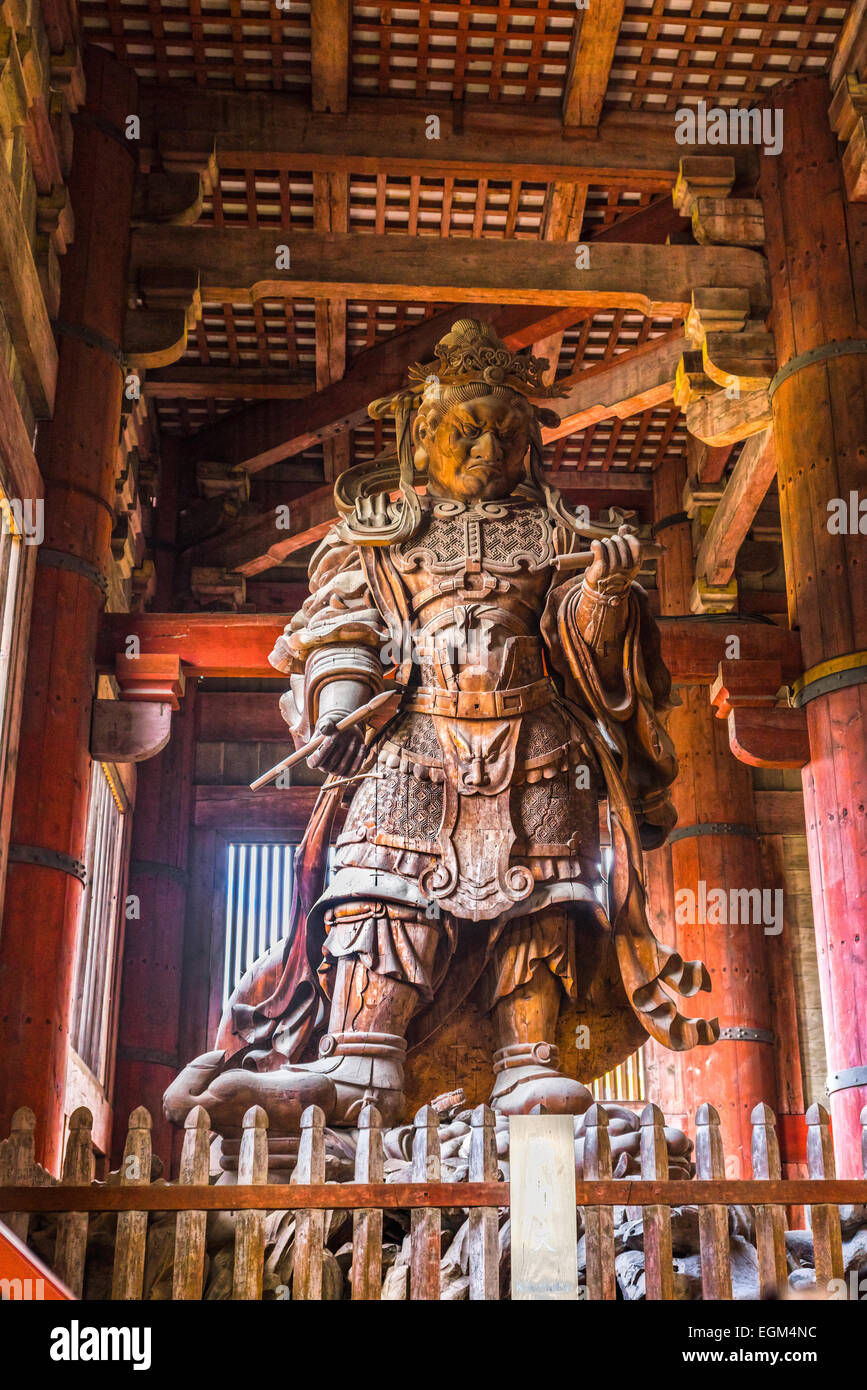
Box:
[141,90,758,187]
[130,229,770,321]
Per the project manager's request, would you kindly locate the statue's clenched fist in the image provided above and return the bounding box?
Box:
[307,714,367,777]
[584,526,642,596]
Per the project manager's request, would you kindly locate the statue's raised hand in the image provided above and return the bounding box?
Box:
[584,526,642,597]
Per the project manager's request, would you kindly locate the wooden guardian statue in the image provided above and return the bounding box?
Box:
[165,319,718,1137]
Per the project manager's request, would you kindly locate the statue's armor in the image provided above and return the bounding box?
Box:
[328,496,602,930]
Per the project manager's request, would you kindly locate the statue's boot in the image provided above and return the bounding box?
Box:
[163,1048,337,1136]
[278,953,426,1126]
[489,967,592,1116]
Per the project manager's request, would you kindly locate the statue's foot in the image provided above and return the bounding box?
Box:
[489,1042,593,1116]
[282,1030,408,1128]
[163,1049,337,1136]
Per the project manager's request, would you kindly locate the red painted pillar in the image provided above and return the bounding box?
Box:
[651,455,778,1174]
[0,49,137,1171]
[111,684,198,1170]
[760,76,867,1176]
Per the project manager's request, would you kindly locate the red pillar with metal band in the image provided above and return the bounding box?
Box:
[0,49,138,1171]
[760,75,867,1177]
[652,455,778,1175]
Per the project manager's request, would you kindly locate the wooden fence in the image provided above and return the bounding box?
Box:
[1,1100,866,1300]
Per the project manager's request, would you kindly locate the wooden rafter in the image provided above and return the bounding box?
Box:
[311,0,351,115]
[562,1,626,130]
[184,304,587,471]
[543,332,687,442]
[695,428,777,588]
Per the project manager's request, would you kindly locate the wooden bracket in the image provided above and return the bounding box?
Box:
[90,699,172,763]
[190,567,247,611]
[125,266,203,370]
[132,171,206,227]
[689,575,738,615]
[710,660,810,769]
[672,156,736,215]
[686,387,772,448]
[830,74,867,202]
[114,653,186,709]
[691,197,765,247]
[686,288,750,346]
[196,461,251,504]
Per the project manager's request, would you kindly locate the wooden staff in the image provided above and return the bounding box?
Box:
[249,688,399,791]
[553,540,664,572]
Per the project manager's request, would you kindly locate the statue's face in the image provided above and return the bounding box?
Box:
[423,394,531,502]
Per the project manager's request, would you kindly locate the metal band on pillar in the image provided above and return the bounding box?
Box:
[768,339,867,401]
[129,859,189,887]
[826,1065,867,1096]
[789,652,867,708]
[7,844,87,885]
[115,1046,179,1069]
[37,548,108,596]
[718,1026,775,1044]
[53,318,128,371]
[668,822,760,845]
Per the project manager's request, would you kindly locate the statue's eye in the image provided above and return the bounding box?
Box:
[460,424,479,438]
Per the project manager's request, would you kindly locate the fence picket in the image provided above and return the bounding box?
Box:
[410,1105,441,1301]
[583,1105,616,1300]
[640,1102,674,1301]
[112,1106,152,1300]
[54,1107,94,1298]
[695,1103,732,1300]
[351,1103,383,1300]
[750,1102,788,1298]
[293,1104,326,1300]
[806,1103,844,1285]
[231,1105,268,1300]
[0,1107,38,1242]
[173,1105,211,1300]
[468,1104,499,1300]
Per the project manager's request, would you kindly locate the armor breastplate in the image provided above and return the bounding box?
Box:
[392,498,556,695]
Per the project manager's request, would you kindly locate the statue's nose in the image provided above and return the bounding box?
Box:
[464,756,489,788]
[473,431,501,462]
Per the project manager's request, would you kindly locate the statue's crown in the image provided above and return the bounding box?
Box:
[407,318,559,400]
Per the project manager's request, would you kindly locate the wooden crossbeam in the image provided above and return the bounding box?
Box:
[543,332,688,442]
[144,89,756,186]
[185,304,587,472]
[695,427,777,587]
[188,483,337,575]
[562,1,627,130]
[131,226,769,320]
[97,612,803,687]
[311,0,350,115]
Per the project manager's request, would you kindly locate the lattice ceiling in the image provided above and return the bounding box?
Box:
[81,1,846,108]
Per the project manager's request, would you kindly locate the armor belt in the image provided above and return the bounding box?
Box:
[404,678,553,719]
